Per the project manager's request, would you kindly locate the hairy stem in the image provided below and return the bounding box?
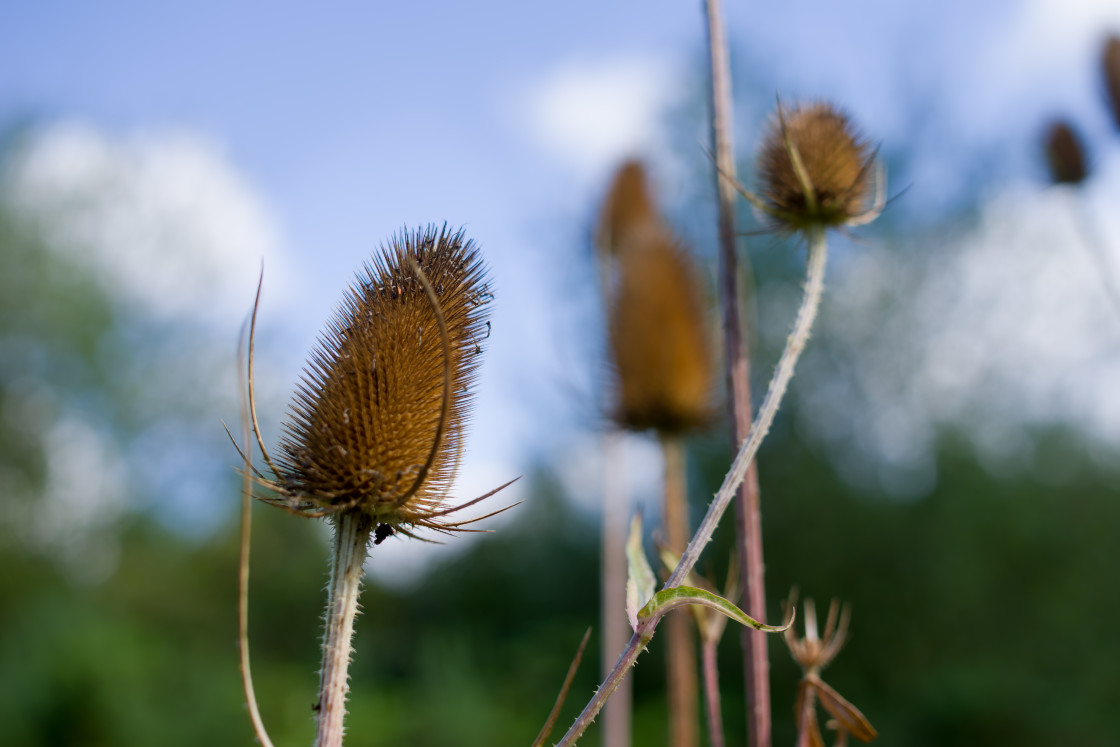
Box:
[315,511,374,747]
[555,232,828,747]
[668,231,827,589]
[702,639,726,747]
[663,435,698,747]
[701,0,770,744]
[601,432,632,747]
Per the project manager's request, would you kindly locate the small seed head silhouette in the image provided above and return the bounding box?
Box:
[1043,120,1088,185]
[1103,35,1120,130]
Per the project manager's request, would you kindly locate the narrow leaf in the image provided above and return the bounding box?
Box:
[625,513,656,631]
[812,676,878,743]
[638,586,794,632]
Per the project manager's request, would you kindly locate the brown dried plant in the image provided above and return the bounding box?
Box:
[233,224,510,747]
[783,594,877,747]
[241,224,507,536]
[754,101,881,234]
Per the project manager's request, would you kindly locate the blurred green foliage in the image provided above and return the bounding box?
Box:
[2,133,1119,747]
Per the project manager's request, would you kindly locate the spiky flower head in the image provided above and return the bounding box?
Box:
[254,225,493,537]
[1043,120,1088,185]
[1104,35,1120,130]
[757,102,877,233]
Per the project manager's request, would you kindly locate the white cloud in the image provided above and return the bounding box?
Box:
[3,123,287,327]
[799,149,1120,493]
[523,55,681,183]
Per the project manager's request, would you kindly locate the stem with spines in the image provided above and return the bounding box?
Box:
[315,512,374,747]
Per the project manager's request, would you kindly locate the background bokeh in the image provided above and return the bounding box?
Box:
[2,2,1120,745]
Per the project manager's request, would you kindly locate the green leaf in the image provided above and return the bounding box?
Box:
[637,585,794,632]
[625,513,656,631]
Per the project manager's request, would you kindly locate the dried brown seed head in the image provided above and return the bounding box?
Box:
[1103,35,1120,130]
[271,225,491,531]
[1043,120,1088,185]
[608,223,713,434]
[596,160,659,255]
[758,102,875,232]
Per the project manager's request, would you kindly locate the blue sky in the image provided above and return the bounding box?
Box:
[5,1,1120,578]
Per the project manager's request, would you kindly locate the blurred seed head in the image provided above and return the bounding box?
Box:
[1103,35,1120,130]
[269,225,491,532]
[758,102,876,233]
[608,223,713,435]
[596,159,659,256]
[1043,120,1088,185]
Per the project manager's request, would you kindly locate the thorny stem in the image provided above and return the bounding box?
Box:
[315,512,374,747]
[702,0,771,744]
[555,232,829,747]
[668,231,828,589]
[702,640,726,747]
[663,435,698,747]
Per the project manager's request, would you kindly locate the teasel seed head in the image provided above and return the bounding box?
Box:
[1103,35,1120,130]
[757,101,879,233]
[249,225,497,537]
[608,222,714,435]
[1043,120,1088,185]
[596,159,659,255]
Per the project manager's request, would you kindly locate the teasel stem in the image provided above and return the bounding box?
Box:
[669,229,827,589]
[555,232,827,747]
[601,431,632,747]
[663,434,698,747]
[315,511,374,747]
[701,0,771,744]
[701,638,726,747]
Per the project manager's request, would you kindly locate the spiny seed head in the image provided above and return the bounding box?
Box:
[609,223,713,434]
[758,102,875,232]
[1103,35,1120,130]
[1043,120,1088,185]
[273,225,490,530]
[596,160,659,255]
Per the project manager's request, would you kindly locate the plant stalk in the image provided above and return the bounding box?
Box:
[701,0,771,744]
[702,639,726,747]
[315,511,374,747]
[663,435,698,747]
[601,431,632,747]
[555,233,829,747]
